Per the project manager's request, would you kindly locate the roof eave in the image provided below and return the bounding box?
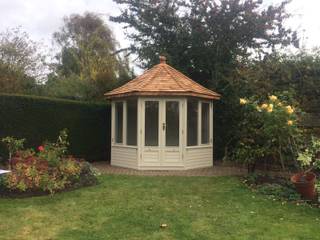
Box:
[105,91,221,100]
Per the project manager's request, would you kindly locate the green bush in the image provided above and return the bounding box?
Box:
[2,130,98,195]
[0,94,110,161]
[231,94,303,172]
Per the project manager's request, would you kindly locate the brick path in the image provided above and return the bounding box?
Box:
[92,162,247,177]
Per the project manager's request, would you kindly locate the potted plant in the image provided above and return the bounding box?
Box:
[291,136,320,200]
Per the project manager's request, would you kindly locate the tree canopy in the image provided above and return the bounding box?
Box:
[47,12,133,100]
[0,27,45,94]
[111,0,298,88]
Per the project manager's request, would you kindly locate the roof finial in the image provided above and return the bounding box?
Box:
[159,55,166,64]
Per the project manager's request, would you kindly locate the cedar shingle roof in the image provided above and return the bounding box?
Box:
[105,56,221,100]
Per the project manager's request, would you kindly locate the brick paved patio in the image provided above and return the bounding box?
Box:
[92,162,247,176]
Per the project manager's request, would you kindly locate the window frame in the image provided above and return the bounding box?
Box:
[201,101,210,145]
[186,98,212,148]
[126,99,138,146]
[114,101,124,145]
[186,99,199,147]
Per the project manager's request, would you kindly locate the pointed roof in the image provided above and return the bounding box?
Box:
[105,56,221,100]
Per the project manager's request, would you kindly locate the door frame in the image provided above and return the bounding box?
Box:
[140,97,184,167]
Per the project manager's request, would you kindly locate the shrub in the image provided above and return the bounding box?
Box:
[231,93,303,172]
[0,94,110,161]
[2,130,97,195]
[296,136,320,172]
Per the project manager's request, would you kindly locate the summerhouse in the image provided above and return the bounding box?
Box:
[105,56,221,170]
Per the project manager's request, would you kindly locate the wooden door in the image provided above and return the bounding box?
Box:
[141,99,183,168]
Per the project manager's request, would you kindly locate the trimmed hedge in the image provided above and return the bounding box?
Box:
[0,94,110,162]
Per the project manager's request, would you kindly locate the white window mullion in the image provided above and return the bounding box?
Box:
[197,101,201,146]
[210,101,213,145]
[123,101,127,146]
[111,101,115,145]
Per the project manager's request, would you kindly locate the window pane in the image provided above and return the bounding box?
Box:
[115,102,123,143]
[127,100,137,145]
[145,101,159,146]
[166,101,179,146]
[187,100,198,146]
[201,102,210,144]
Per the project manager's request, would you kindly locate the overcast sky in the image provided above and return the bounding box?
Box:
[0,0,319,69]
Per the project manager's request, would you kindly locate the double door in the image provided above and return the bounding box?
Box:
[141,98,183,167]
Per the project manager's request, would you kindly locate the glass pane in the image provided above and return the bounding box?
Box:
[145,101,159,146]
[187,100,198,146]
[127,99,137,145]
[201,102,210,144]
[115,102,123,143]
[166,101,179,146]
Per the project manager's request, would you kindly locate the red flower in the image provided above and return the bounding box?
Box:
[38,146,45,152]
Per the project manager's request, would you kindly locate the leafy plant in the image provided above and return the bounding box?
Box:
[6,153,82,194]
[232,94,303,172]
[1,137,25,169]
[257,183,301,201]
[1,129,96,195]
[38,129,69,167]
[297,136,320,174]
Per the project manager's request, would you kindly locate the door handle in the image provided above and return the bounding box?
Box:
[162,123,166,131]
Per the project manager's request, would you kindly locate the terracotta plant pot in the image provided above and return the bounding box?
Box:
[291,172,317,200]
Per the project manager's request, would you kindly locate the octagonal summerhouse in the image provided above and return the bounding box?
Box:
[105,56,221,170]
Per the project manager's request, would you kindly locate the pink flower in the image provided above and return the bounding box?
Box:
[38,146,45,152]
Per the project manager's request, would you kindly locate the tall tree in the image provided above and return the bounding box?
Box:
[0,27,45,94]
[111,0,298,88]
[49,12,133,100]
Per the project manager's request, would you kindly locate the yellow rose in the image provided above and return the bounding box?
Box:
[240,98,247,105]
[269,95,278,101]
[267,104,273,112]
[287,120,293,126]
[286,106,294,114]
[277,102,283,107]
[261,103,268,109]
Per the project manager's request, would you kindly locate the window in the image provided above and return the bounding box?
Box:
[145,101,159,146]
[166,101,179,146]
[201,102,210,144]
[115,102,123,143]
[187,100,198,146]
[126,100,137,145]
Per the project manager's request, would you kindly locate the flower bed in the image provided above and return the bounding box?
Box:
[243,173,320,207]
[0,129,98,197]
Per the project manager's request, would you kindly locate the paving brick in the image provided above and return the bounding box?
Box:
[92,162,247,177]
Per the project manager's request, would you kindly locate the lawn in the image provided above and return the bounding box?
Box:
[0,175,319,240]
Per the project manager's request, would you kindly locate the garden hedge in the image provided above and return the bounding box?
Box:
[0,94,110,162]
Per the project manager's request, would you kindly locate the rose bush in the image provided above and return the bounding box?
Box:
[232,94,303,172]
[1,129,98,195]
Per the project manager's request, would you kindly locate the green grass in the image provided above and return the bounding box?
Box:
[0,175,319,240]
